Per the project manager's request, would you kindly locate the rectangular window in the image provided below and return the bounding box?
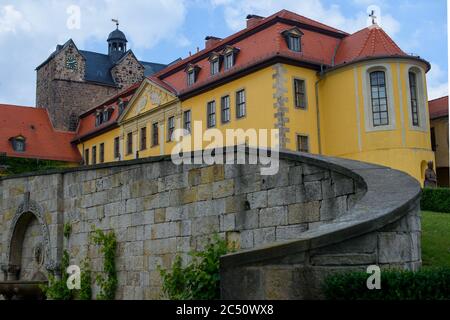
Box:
[92,146,97,165]
[236,90,246,119]
[127,132,133,155]
[370,71,389,126]
[207,101,216,128]
[221,95,231,123]
[140,127,147,150]
[184,110,192,133]
[288,35,301,52]
[187,70,195,86]
[294,79,306,109]
[99,143,105,163]
[167,117,175,142]
[84,149,89,166]
[211,59,219,76]
[152,123,159,146]
[431,127,437,152]
[224,53,233,70]
[409,72,419,126]
[114,137,120,159]
[297,135,309,153]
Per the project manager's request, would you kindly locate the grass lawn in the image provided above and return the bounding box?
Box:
[421,211,450,268]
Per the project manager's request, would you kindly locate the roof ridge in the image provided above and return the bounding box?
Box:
[377,28,395,55]
[355,28,372,59]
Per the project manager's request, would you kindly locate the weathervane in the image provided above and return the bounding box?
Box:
[112,18,119,29]
[369,10,377,25]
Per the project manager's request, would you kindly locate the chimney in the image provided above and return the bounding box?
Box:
[205,36,222,49]
[246,14,264,28]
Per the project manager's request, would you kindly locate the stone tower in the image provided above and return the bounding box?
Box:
[36,26,166,131]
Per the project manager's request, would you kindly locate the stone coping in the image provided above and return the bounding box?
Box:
[220,149,422,269]
[0,146,366,183]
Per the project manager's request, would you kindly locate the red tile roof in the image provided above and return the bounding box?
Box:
[150,10,424,99]
[334,25,406,65]
[74,84,139,142]
[0,105,81,162]
[429,96,449,119]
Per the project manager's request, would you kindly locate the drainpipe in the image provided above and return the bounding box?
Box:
[315,65,325,155]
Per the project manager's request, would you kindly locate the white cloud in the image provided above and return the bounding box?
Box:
[0,0,188,106]
[210,0,400,35]
[427,62,448,100]
[0,5,31,34]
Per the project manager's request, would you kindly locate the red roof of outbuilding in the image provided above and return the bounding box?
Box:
[74,84,139,142]
[429,96,449,119]
[0,104,81,162]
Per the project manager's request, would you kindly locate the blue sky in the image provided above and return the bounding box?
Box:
[0,0,447,106]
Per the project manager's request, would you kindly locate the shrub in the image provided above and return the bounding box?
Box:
[41,251,72,300]
[421,188,450,213]
[158,235,233,300]
[323,268,450,300]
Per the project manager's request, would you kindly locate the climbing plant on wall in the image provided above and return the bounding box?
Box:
[91,228,118,300]
[158,235,233,300]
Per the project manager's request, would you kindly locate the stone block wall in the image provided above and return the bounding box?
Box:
[220,154,422,300]
[0,150,421,300]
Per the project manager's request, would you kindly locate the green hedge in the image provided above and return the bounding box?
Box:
[421,188,450,213]
[1,157,68,176]
[323,268,450,300]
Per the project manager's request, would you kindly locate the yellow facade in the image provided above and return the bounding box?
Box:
[77,127,121,165]
[77,57,435,185]
[319,58,434,184]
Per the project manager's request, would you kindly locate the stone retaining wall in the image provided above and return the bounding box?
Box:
[0,149,421,299]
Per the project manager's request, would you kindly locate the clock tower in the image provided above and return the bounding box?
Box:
[35,25,166,131]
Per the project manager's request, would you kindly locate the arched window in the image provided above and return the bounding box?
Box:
[406,66,426,130]
[369,71,389,126]
[409,71,419,126]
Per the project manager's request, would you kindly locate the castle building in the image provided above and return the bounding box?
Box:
[70,10,433,184]
[35,25,167,131]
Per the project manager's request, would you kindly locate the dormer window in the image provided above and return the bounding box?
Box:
[282,28,303,52]
[103,108,113,122]
[187,70,195,86]
[10,136,26,152]
[118,100,128,115]
[95,107,114,127]
[209,52,221,76]
[95,113,102,126]
[185,64,200,86]
[222,46,240,71]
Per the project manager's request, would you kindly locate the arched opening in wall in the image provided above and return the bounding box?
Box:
[9,212,47,281]
[421,160,428,181]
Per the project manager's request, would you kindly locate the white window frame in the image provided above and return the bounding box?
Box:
[362,63,397,132]
[405,65,428,132]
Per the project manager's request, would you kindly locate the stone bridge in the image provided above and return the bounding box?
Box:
[0,149,421,299]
